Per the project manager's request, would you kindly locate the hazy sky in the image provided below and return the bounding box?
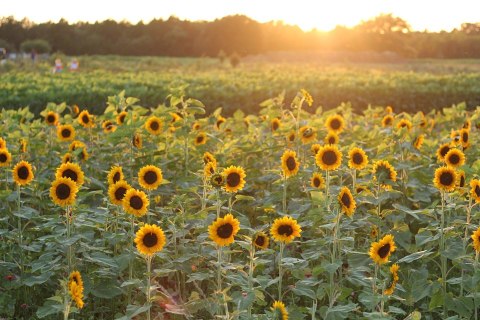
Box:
[4,0,480,31]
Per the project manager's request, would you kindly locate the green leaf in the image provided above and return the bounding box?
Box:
[397,250,434,263]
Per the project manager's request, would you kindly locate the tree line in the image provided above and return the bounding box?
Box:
[1,14,480,58]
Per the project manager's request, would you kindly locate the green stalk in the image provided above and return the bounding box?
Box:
[128,214,135,305]
[184,136,189,176]
[475,251,479,320]
[440,191,447,316]
[247,243,255,317]
[282,176,287,214]
[216,189,221,219]
[330,208,342,307]
[311,299,318,320]
[146,255,152,320]
[295,97,305,155]
[66,206,72,273]
[372,264,378,312]
[278,242,285,300]
[352,169,356,193]
[325,170,330,211]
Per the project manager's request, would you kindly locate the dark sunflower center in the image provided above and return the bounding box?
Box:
[47,115,55,123]
[322,150,337,166]
[216,119,224,127]
[144,170,158,184]
[17,166,29,179]
[440,146,450,157]
[439,172,454,186]
[341,192,351,207]
[130,195,143,210]
[352,152,363,165]
[82,114,89,124]
[377,243,391,259]
[62,169,78,182]
[213,175,223,185]
[475,185,480,197]
[0,153,7,162]
[114,186,127,200]
[209,166,215,174]
[119,114,126,123]
[313,177,320,188]
[56,183,71,200]
[448,153,460,165]
[61,128,71,138]
[460,175,465,187]
[303,128,314,138]
[142,232,158,247]
[216,223,233,239]
[384,117,392,125]
[255,235,265,246]
[113,172,121,183]
[196,136,204,143]
[278,224,293,236]
[80,150,86,160]
[272,121,279,131]
[286,156,296,171]
[289,134,295,142]
[330,119,341,130]
[328,136,336,144]
[227,172,240,187]
[400,122,408,128]
[150,121,159,131]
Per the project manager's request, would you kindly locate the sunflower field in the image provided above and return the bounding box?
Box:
[0,89,479,320]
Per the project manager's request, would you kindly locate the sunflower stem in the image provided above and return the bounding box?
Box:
[282,176,287,215]
[128,214,135,305]
[329,208,342,307]
[372,264,378,312]
[311,299,317,320]
[352,169,356,192]
[295,97,304,155]
[475,251,479,320]
[247,243,255,318]
[278,242,285,300]
[380,277,386,315]
[66,206,72,274]
[184,136,189,176]
[17,185,25,279]
[325,170,330,211]
[461,196,473,295]
[440,190,447,317]
[145,255,152,320]
[216,189,221,219]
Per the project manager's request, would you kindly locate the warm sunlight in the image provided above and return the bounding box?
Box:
[4,0,480,31]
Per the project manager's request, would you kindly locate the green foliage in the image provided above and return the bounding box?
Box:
[19,39,51,54]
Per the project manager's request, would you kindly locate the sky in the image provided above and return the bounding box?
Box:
[3,0,480,32]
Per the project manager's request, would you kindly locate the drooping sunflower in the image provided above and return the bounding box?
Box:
[270,216,302,244]
[433,166,457,192]
[215,116,226,130]
[0,137,6,149]
[13,161,34,186]
[459,128,469,148]
[72,105,80,116]
[203,152,217,167]
[271,118,281,132]
[108,180,131,205]
[194,132,207,146]
[444,148,465,168]
[0,148,12,167]
[122,188,149,217]
[271,301,288,320]
[145,116,163,135]
[348,147,368,170]
[62,153,72,164]
[324,131,339,145]
[369,234,396,265]
[55,162,84,186]
[463,119,472,130]
[419,115,428,129]
[396,119,412,131]
[338,186,356,217]
[69,140,86,152]
[470,179,480,203]
[325,114,345,133]
[135,223,166,255]
[281,150,300,178]
[450,130,461,145]
[107,166,124,185]
[56,124,75,141]
[300,126,317,144]
[413,134,424,150]
[370,225,378,239]
[132,133,142,149]
[311,144,321,156]
[69,280,84,309]
[385,106,393,114]
[138,165,163,190]
[472,227,480,253]
[116,111,128,125]
[457,170,466,188]
[222,166,246,193]
[50,177,78,207]
[372,160,397,186]
[315,145,342,171]
[170,112,182,125]
[253,232,269,250]
[192,122,201,130]
[384,263,400,295]
[357,185,368,194]
[381,115,394,127]
[45,111,59,126]
[69,270,84,289]
[78,110,94,128]
[204,162,216,178]
[210,173,225,188]
[102,120,116,133]
[310,172,324,189]
[208,213,241,246]
[436,143,451,162]
[19,139,27,153]
[301,88,313,106]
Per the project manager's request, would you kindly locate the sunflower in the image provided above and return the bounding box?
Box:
[301,88,313,106]
[396,119,412,131]
[384,263,400,295]
[311,144,321,156]
[45,111,59,126]
[194,132,207,145]
[19,139,27,153]
[356,185,368,194]
[348,147,368,170]
[69,280,84,309]
[210,173,225,188]
[310,172,324,189]
[192,122,201,130]
[270,216,302,244]
[457,170,466,188]
[13,161,34,186]
[122,188,149,217]
[385,106,393,114]
[50,177,78,207]
[370,225,378,239]
[433,166,457,192]
[463,119,471,130]
[0,137,6,149]
[381,115,394,127]
[444,148,465,168]
[338,186,356,217]
[107,166,124,185]
[170,112,182,124]
[369,234,396,265]
[372,160,397,185]
[102,120,116,133]
[286,131,296,143]
[78,110,94,128]
[450,130,461,145]
[215,116,226,130]
[132,133,142,149]
[419,116,428,129]
[436,143,451,162]
[0,148,12,167]
[203,152,217,167]
[62,153,72,164]
[135,223,166,255]
[271,301,288,320]
[56,124,75,141]
[281,150,300,178]
[472,227,480,253]
[69,270,84,289]
[116,111,128,125]
[315,145,342,171]
[470,179,480,203]
[300,126,317,144]
[69,140,86,152]
[72,105,80,115]
[459,128,469,148]
[55,162,84,186]
[324,131,339,145]
[413,134,424,150]
[222,166,246,193]
[253,232,269,250]
[145,116,163,135]
[271,118,281,132]
[208,213,240,246]
[204,162,216,178]
[138,165,163,190]
[325,114,345,133]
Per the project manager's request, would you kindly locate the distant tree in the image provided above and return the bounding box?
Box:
[461,23,480,34]
[0,38,14,52]
[229,52,240,67]
[356,14,411,34]
[20,39,51,54]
